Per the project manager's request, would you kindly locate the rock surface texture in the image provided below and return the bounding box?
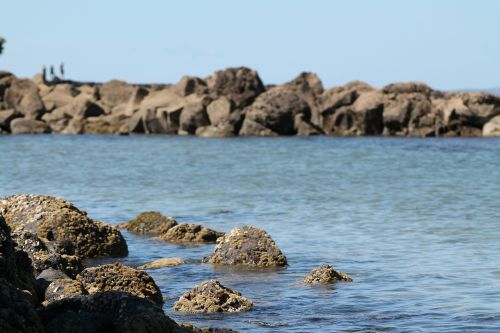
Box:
[1,68,498,136]
[173,280,253,313]
[304,264,353,284]
[119,211,177,235]
[158,223,224,244]
[204,226,287,268]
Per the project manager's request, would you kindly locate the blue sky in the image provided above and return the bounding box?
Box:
[1,0,499,90]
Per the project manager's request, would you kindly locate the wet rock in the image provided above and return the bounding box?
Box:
[119,211,177,235]
[4,78,45,119]
[304,264,353,284]
[138,257,184,270]
[45,278,87,303]
[158,223,224,244]
[180,323,239,333]
[39,291,182,333]
[0,194,128,258]
[10,118,51,134]
[76,262,163,305]
[483,115,500,136]
[0,278,44,333]
[204,226,287,268]
[206,67,265,108]
[173,280,253,313]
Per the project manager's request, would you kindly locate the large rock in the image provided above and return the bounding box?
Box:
[240,88,312,135]
[76,262,163,305]
[10,118,50,134]
[206,67,265,108]
[206,96,234,126]
[138,258,184,270]
[204,226,287,268]
[303,264,353,284]
[483,115,500,136]
[0,278,44,333]
[0,109,22,132]
[44,278,87,303]
[39,291,183,333]
[283,72,324,125]
[173,76,208,97]
[0,194,128,258]
[173,280,253,313]
[195,123,236,137]
[98,80,137,111]
[158,224,224,244]
[179,99,210,134]
[4,79,45,119]
[41,84,79,111]
[119,211,177,235]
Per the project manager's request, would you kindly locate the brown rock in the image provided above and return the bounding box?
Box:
[120,211,177,236]
[483,115,500,136]
[138,258,184,270]
[238,118,278,136]
[77,262,163,304]
[179,99,210,134]
[206,96,234,125]
[99,80,137,110]
[304,264,353,284]
[195,124,235,137]
[4,79,45,119]
[173,280,253,313]
[10,118,50,134]
[158,224,224,244]
[45,278,87,303]
[0,109,22,132]
[174,76,208,96]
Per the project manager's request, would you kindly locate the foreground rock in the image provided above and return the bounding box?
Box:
[0,194,128,258]
[173,280,253,313]
[138,257,184,270]
[39,291,184,333]
[304,264,353,284]
[76,262,163,304]
[44,278,87,303]
[158,223,224,244]
[204,226,287,268]
[119,211,177,235]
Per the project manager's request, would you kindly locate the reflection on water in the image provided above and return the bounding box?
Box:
[1,135,500,332]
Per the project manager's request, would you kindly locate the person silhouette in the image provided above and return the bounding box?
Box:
[50,65,55,81]
[60,62,65,80]
[42,65,47,83]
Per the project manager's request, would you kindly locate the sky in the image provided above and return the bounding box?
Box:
[1,0,499,90]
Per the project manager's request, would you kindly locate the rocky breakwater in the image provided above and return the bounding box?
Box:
[1,68,499,137]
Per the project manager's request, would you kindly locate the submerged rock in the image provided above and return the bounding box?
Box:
[204,226,287,268]
[303,264,353,284]
[173,280,253,313]
[119,211,177,235]
[180,323,239,333]
[138,257,184,270]
[158,223,224,244]
[76,262,163,305]
[0,194,128,258]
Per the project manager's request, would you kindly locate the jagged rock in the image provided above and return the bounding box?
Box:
[206,67,265,108]
[173,280,252,313]
[179,99,210,134]
[41,84,79,111]
[382,81,434,96]
[0,194,128,258]
[44,278,87,303]
[0,278,44,333]
[483,115,500,136]
[174,76,208,96]
[118,211,177,235]
[238,118,278,136]
[204,226,287,267]
[4,78,45,119]
[76,262,163,304]
[10,118,50,134]
[39,291,183,333]
[138,258,184,270]
[158,224,224,244]
[99,80,137,110]
[283,72,324,125]
[304,264,353,284]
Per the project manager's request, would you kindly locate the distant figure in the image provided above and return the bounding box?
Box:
[60,62,65,80]
[42,65,47,83]
[50,65,55,81]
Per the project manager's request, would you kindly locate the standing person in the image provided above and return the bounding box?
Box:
[60,62,65,80]
[42,65,47,83]
[50,65,55,81]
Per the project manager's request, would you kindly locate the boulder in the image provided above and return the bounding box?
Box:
[206,67,265,108]
[303,264,353,284]
[206,96,234,125]
[0,278,44,333]
[241,88,312,135]
[137,258,184,270]
[0,194,128,258]
[41,84,79,111]
[4,79,45,119]
[483,115,500,136]
[0,109,22,132]
[173,76,208,96]
[39,291,183,333]
[158,224,224,244]
[195,123,235,137]
[76,262,163,305]
[204,226,287,268]
[98,80,137,110]
[173,280,253,313]
[119,211,177,235]
[382,81,434,96]
[462,92,500,124]
[283,72,324,125]
[179,323,239,333]
[45,278,87,303]
[238,118,278,136]
[179,99,210,134]
[10,118,50,134]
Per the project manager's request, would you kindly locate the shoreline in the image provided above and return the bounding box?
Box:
[1,67,499,137]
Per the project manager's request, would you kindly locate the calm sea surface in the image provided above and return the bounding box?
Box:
[1,135,499,332]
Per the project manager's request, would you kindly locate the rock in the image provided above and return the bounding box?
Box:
[41,84,79,111]
[76,262,163,305]
[137,258,184,270]
[0,278,44,333]
[180,323,239,333]
[241,88,312,135]
[44,278,87,303]
[195,123,235,137]
[283,72,324,125]
[10,118,50,134]
[0,194,128,258]
[0,109,22,132]
[295,113,323,136]
[98,80,137,110]
[119,211,177,235]
[483,115,500,136]
[462,92,500,124]
[173,76,208,96]
[238,118,278,136]
[39,291,183,333]
[204,226,287,268]
[350,90,385,135]
[382,81,434,96]
[179,99,210,134]
[173,280,253,313]
[158,224,224,244]
[303,264,353,284]
[4,79,45,119]
[206,67,265,108]
[206,96,234,125]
